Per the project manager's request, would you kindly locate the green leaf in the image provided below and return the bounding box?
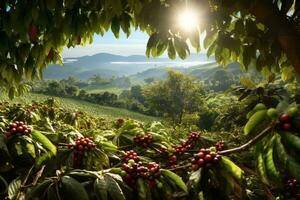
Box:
[8,177,21,200]
[146,33,159,57]
[167,40,176,60]
[239,77,256,89]
[137,178,147,200]
[105,175,126,200]
[174,37,188,59]
[60,176,89,200]
[281,66,294,81]
[0,134,9,154]
[257,150,270,185]
[31,130,56,155]
[94,177,108,200]
[189,168,202,185]
[0,176,8,195]
[276,101,289,113]
[156,41,168,57]
[111,17,120,38]
[189,29,200,52]
[220,157,244,181]
[275,136,300,181]
[204,31,217,49]
[27,179,52,199]
[264,141,281,183]
[281,132,300,153]
[101,141,118,152]
[46,185,59,200]
[160,169,187,192]
[244,110,268,135]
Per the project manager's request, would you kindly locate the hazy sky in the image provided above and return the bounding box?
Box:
[62,31,149,58]
[62,30,200,58]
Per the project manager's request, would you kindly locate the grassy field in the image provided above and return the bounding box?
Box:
[0,93,160,123]
[82,85,127,95]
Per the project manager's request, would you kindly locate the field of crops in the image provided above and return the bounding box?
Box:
[0,93,160,123]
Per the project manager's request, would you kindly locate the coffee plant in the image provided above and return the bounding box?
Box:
[0,98,299,199]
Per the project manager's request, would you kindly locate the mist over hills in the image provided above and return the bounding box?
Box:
[44,53,215,80]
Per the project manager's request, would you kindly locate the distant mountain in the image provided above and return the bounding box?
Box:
[44,53,214,80]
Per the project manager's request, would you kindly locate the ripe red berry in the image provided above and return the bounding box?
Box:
[17,126,24,132]
[77,145,84,151]
[28,24,38,41]
[10,123,17,128]
[198,152,205,158]
[87,143,93,149]
[204,154,213,162]
[283,123,292,130]
[197,159,205,167]
[280,113,290,123]
[170,155,177,162]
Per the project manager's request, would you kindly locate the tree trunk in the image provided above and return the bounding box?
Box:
[250,0,300,75]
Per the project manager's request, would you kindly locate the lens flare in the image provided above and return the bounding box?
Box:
[178,9,199,32]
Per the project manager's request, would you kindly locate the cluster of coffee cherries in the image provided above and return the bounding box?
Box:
[123,150,139,163]
[122,159,161,187]
[174,132,201,155]
[116,118,125,127]
[68,137,96,152]
[191,148,222,171]
[167,132,201,168]
[215,141,225,151]
[287,179,298,189]
[285,179,300,198]
[68,137,96,168]
[5,121,32,138]
[279,113,293,131]
[133,133,153,147]
[168,155,178,169]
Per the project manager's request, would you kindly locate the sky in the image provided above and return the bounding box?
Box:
[62,30,200,58]
[62,31,150,58]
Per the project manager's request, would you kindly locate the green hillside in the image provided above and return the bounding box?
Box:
[0,93,160,122]
[129,62,242,84]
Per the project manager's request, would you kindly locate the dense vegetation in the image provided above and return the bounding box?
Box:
[2,0,300,199]
[2,79,300,199]
[31,66,249,119]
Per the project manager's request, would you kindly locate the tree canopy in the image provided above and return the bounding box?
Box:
[1,0,300,97]
[143,70,203,124]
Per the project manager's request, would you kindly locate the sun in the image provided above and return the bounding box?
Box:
[177,8,199,32]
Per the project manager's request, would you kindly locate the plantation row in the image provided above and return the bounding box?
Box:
[0,99,300,199]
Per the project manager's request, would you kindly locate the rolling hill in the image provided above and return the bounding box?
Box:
[129,62,243,84]
[44,53,214,80]
[0,93,159,122]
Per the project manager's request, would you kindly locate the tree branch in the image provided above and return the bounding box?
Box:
[218,122,276,155]
[170,163,191,171]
